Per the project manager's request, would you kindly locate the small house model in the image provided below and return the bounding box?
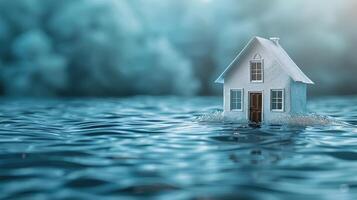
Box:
[215,36,314,123]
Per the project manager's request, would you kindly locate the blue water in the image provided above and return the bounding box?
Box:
[0,96,356,200]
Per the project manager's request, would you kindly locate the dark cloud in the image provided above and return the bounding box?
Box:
[0,0,355,96]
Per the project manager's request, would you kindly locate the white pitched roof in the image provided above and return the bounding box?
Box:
[215,36,314,84]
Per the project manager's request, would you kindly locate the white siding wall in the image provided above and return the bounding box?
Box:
[290,81,307,114]
[223,43,296,122]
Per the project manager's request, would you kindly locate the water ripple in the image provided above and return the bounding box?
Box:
[0,96,356,199]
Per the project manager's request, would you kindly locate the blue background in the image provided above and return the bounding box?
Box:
[0,0,355,97]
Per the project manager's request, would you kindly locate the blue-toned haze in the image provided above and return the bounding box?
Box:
[0,0,355,96]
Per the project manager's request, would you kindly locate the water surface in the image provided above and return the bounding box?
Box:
[0,96,356,200]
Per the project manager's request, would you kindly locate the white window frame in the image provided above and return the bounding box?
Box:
[271,89,284,112]
[250,59,264,83]
[230,89,243,111]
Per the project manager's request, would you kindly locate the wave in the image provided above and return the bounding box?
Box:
[267,114,349,126]
[195,111,350,127]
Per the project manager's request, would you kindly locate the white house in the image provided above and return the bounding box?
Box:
[215,36,314,123]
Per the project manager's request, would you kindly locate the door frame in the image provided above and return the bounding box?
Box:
[247,91,264,122]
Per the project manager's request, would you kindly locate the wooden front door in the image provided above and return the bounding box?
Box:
[249,93,262,123]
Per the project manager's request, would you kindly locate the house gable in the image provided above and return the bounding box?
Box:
[224,38,291,88]
[215,36,314,85]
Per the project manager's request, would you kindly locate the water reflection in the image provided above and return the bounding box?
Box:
[209,124,306,167]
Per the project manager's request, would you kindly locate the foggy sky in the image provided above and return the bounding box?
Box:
[0,0,355,97]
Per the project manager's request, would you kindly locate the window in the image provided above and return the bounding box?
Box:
[250,60,263,82]
[230,89,243,111]
[271,89,284,111]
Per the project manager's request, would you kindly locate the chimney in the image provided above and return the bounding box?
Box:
[270,37,280,45]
